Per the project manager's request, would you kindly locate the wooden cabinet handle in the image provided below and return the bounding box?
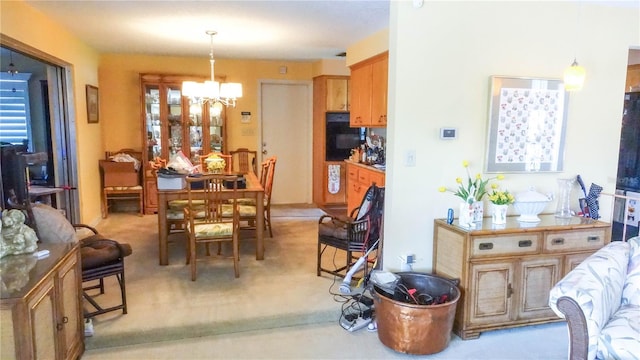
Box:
[552,238,565,245]
[518,240,532,247]
[587,235,599,242]
[479,243,493,250]
[507,283,513,298]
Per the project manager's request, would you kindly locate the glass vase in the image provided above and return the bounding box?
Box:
[555,178,574,218]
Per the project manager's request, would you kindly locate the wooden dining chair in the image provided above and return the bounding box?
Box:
[229,156,277,237]
[183,173,241,281]
[229,148,258,174]
[100,149,143,218]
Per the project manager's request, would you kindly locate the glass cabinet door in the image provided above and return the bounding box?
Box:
[209,102,224,153]
[188,99,204,164]
[166,86,183,156]
[144,85,161,162]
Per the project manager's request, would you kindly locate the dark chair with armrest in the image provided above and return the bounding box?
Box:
[317,184,384,280]
[75,224,132,318]
[18,201,133,319]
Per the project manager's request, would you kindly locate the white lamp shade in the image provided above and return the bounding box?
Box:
[203,80,220,99]
[182,81,200,97]
[220,82,243,99]
[563,62,586,91]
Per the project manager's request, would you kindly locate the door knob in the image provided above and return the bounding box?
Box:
[262,150,268,155]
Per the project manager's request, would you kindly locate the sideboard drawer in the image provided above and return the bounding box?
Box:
[543,229,606,253]
[471,234,541,258]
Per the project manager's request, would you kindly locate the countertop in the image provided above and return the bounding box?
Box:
[344,159,385,174]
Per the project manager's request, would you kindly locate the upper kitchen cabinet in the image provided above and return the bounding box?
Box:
[325,78,350,112]
[140,73,226,214]
[349,52,388,127]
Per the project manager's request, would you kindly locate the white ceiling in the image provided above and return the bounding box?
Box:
[22,0,390,61]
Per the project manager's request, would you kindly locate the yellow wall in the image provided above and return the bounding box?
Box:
[382,1,639,271]
[99,55,315,152]
[1,0,102,224]
[346,28,389,66]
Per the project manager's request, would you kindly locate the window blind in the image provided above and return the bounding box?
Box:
[0,73,32,145]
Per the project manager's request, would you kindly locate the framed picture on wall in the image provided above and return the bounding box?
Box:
[86,85,99,124]
[485,76,569,173]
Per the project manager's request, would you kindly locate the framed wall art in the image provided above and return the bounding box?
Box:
[86,85,99,124]
[485,76,569,173]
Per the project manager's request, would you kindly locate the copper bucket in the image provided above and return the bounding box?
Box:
[373,272,460,355]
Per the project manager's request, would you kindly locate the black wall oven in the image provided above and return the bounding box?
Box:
[325,113,364,161]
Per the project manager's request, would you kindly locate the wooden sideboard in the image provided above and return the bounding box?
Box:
[433,215,611,340]
[0,243,84,359]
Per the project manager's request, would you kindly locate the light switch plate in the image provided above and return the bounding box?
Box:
[440,127,457,139]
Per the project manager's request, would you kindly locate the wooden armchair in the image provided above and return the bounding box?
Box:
[100,149,143,218]
[317,184,384,279]
[229,148,258,174]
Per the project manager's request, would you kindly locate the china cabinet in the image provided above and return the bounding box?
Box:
[349,52,388,127]
[140,74,226,214]
[0,243,84,360]
[433,216,611,339]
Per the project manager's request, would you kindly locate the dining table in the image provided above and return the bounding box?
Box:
[156,171,265,265]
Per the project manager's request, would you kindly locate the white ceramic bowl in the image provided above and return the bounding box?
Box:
[513,188,551,222]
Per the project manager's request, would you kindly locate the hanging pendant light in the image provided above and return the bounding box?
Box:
[563,1,585,91]
[182,31,242,107]
[564,58,586,91]
[6,51,19,76]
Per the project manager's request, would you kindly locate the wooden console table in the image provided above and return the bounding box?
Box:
[0,243,84,359]
[433,215,611,340]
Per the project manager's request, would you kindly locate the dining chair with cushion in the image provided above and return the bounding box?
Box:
[229,148,258,174]
[225,156,277,237]
[184,173,241,281]
[100,149,143,218]
[317,184,384,279]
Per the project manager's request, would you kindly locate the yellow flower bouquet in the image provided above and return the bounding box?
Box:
[438,161,504,204]
[488,189,515,205]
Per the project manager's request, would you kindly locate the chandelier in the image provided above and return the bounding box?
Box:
[182,31,242,108]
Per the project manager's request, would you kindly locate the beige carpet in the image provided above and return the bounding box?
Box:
[84,205,348,349]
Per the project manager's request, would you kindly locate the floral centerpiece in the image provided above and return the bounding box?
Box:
[438,161,504,226]
[205,154,226,173]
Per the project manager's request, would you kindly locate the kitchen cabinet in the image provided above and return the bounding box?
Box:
[433,216,610,339]
[349,52,388,127]
[346,161,385,214]
[626,64,640,92]
[312,75,350,207]
[325,78,350,111]
[1,243,84,360]
[140,74,226,214]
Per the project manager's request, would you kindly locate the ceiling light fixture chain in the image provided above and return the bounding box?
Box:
[182,30,242,108]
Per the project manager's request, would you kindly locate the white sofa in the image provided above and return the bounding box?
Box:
[549,236,640,360]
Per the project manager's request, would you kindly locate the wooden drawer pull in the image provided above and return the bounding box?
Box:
[587,235,600,242]
[479,243,494,250]
[518,240,532,247]
[552,238,565,245]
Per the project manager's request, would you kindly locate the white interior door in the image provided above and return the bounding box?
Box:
[259,81,312,204]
